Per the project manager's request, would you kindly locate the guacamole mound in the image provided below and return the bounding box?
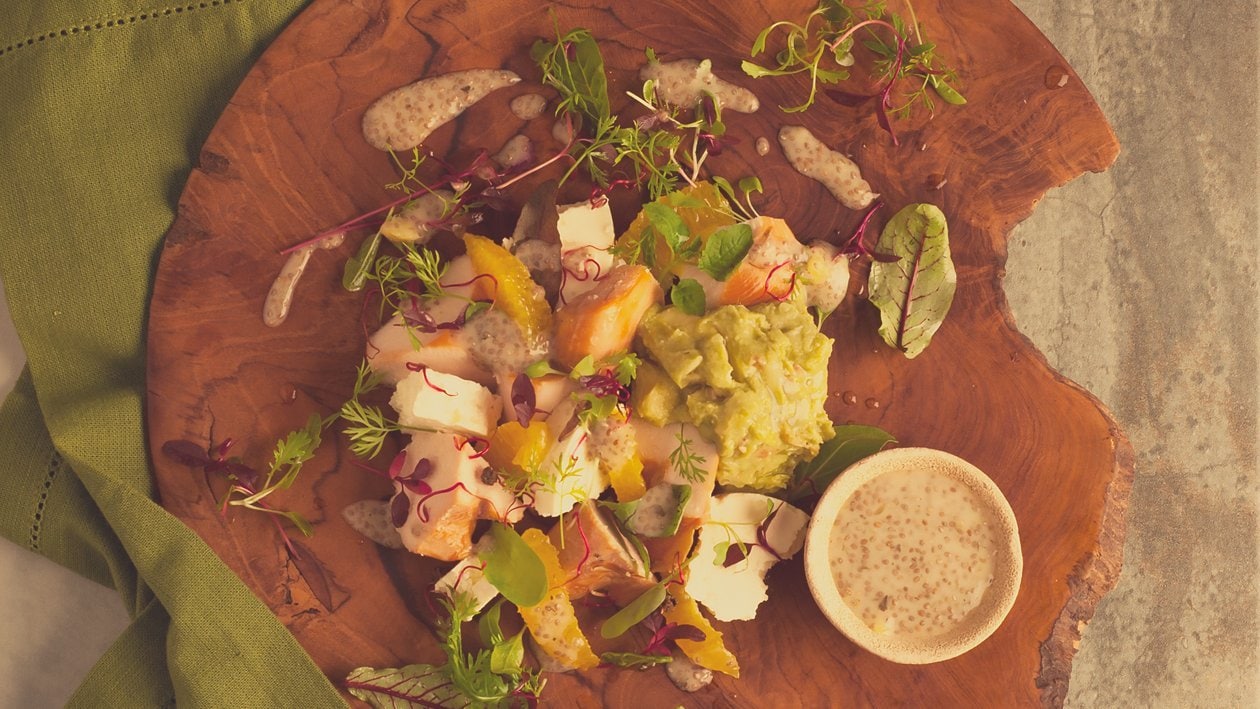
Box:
[636,300,835,492]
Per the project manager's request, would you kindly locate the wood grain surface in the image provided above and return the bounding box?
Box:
[146,0,1127,705]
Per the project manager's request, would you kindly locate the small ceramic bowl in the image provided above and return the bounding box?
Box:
[803,447,1023,664]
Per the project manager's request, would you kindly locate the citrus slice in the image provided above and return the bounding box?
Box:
[484,420,551,483]
[518,528,600,670]
[664,584,740,678]
[462,233,552,343]
[608,451,646,502]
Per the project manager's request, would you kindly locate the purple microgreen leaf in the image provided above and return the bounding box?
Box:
[390,492,410,528]
[161,440,210,468]
[511,373,536,427]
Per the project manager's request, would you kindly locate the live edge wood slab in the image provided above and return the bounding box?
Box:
[146,0,1127,706]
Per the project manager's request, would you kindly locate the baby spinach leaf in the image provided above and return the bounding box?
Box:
[786,425,896,501]
[643,202,689,255]
[478,522,547,607]
[489,630,527,676]
[868,204,955,359]
[697,223,753,281]
[670,278,706,316]
[600,583,668,639]
[600,651,673,669]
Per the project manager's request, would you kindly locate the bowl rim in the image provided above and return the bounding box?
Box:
[803,446,1024,664]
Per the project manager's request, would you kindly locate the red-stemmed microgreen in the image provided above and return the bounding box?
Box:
[161,413,328,558]
[346,590,545,707]
[742,0,965,143]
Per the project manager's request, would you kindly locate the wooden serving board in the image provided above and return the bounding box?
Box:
[146,0,1128,706]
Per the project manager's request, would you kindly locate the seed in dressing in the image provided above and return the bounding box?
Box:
[829,467,998,639]
[509,93,547,120]
[755,136,771,156]
[779,125,878,210]
[494,134,533,169]
[263,233,344,327]
[640,58,759,113]
[362,69,520,152]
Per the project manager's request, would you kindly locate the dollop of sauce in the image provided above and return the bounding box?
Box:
[380,190,452,244]
[362,69,520,151]
[263,233,345,327]
[509,93,547,120]
[457,308,548,374]
[640,58,759,113]
[494,134,533,168]
[779,126,878,210]
[829,467,998,639]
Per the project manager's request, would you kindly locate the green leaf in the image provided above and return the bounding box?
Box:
[603,483,692,537]
[342,233,381,292]
[741,60,784,78]
[600,651,673,669]
[670,278,706,316]
[929,75,967,105]
[570,355,597,378]
[868,204,956,359]
[489,630,527,676]
[642,202,689,255]
[737,176,763,196]
[600,583,668,639]
[787,425,896,501]
[478,522,547,607]
[570,31,611,124]
[477,600,505,647]
[525,360,561,379]
[345,665,469,708]
[697,223,753,281]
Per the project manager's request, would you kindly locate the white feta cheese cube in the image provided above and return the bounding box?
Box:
[557,200,617,304]
[390,369,500,438]
[685,493,809,621]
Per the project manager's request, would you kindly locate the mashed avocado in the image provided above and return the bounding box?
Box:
[635,300,835,492]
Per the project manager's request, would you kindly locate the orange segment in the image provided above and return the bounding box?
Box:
[518,528,600,670]
[607,451,646,502]
[484,420,551,482]
[553,264,663,368]
[462,233,552,343]
[664,584,740,678]
[619,182,736,272]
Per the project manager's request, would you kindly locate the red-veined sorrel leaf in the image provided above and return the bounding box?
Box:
[868,203,955,359]
[344,664,467,708]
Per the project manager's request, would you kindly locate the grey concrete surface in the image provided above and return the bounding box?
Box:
[0,1,1256,707]
[1008,1,1259,706]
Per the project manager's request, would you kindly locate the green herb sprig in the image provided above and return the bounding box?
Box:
[742,0,964,143]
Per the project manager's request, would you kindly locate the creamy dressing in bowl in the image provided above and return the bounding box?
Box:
[803,448,1022,664]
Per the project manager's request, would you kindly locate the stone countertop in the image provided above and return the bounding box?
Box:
[0,0,1256,706]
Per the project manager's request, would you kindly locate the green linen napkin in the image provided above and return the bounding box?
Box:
[0,1,350,706]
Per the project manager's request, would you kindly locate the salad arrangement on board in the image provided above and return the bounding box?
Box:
[165,1,964,704]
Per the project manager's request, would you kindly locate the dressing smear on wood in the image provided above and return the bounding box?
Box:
[828,467,998,639]
[362,69,520,151]
[779,126,877,210]
[509,93,547,120]
[263,233,344,327]
[640,58,759,113]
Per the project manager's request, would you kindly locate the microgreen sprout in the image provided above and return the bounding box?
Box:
[742,0,965,144]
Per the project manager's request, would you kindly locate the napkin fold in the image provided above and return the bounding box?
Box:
[0,1,348,705]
